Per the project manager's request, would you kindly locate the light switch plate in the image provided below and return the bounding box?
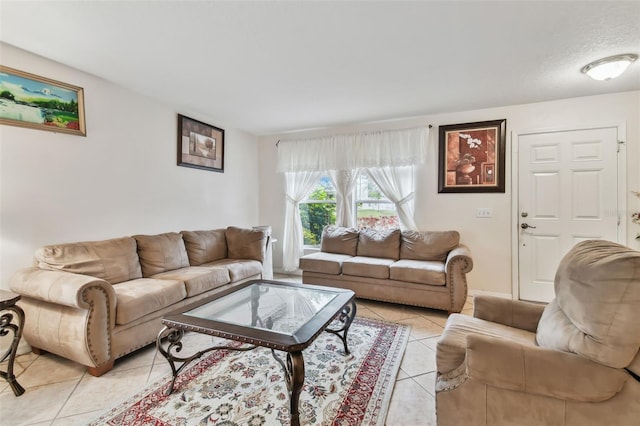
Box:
[476,208,493,218]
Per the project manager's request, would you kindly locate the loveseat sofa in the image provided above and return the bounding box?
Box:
[9,226,269,376]
[299,226,473,313]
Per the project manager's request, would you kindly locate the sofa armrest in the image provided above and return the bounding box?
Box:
[466,334,628,402]
[445,244,473,313]
[10,267,115,311]
[226,227,268,263]
[9,268,116,369]
[473,295,545,333]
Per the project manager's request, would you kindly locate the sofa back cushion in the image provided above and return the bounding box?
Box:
[181,229,227,266]
[536,240,640,368]
[357,228,401,260]
[400,230,460,261]
[133,232,190,277]
[225,227,267,262]
[34,237,142,284]
[320,226,359,256]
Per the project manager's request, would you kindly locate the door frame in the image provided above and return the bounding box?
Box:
[510,122,627,300]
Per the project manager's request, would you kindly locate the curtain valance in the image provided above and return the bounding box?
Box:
[276,126,428,172]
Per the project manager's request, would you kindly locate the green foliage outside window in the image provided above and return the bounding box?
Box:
[300,186,336,246]
[300,174,401,247]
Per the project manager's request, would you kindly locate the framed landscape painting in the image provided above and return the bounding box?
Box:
[177,114,225,173]
[438,119,506,193]
[0,65,86,136]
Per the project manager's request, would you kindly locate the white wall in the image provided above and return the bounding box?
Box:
[258,91,640,296]
[0,43,261,289]
[2,41,637,298]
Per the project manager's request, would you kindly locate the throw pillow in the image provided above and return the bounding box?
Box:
[357,228,401,260]
[320,226,359,256]
[181,229,227,265]
[134,232,190,277]
[399,230,460,261]
[35,237,142,284]
[225,227,267,262]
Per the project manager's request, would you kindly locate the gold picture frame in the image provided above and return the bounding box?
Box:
[0,65,86,136]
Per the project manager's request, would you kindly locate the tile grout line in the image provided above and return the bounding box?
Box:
[52,370,87,423]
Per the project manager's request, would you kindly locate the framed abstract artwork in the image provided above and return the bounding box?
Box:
[177,114,225,173]
[438,119,506,193]
[0,65,86,136]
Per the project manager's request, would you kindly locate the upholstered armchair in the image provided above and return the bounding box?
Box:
[435,240,640,426]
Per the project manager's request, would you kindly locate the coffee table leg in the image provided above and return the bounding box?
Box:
[157,326,257,395]
[289,352,305,426]
[271,350,305,426]
[325,300,357,354]
[0,304,25,396]
[156,326,185,394]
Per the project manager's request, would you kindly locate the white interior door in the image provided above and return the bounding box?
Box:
[517,127,621,302]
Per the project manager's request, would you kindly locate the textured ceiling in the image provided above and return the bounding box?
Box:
[1,1,639,135]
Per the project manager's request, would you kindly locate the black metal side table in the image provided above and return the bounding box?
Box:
[0,290,25,396]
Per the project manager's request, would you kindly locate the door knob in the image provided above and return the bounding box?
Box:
[521,223,537,229]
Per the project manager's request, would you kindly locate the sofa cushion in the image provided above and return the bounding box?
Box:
[400,230,460,261]
[34,237,142,284]
[536,240,640,368]
[342,256,394,279]
[112,278,187,325]
[133,233,190,277]
[181,229,227,266]
[205,259,263,282]
[299,252,353,275]
[389,259,446,285]
[357,228,401,260]
[437,313,537,374]
[320,226,359,256]
[151,266,231,297]
[225,227,267,262]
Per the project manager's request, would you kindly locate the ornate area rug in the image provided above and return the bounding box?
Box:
[90,317,409,426]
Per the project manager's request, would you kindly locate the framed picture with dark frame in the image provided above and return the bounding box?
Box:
[177,114,224,173]
[438,119,506,193]
[0,65,86,136]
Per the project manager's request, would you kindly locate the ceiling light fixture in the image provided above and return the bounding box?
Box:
[581,54,638,81]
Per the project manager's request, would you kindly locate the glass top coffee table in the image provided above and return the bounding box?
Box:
[156,279,356,426]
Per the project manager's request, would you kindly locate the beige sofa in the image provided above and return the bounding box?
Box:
[435,240,640,425]
[299,226,473,313]
[9,226,269,376]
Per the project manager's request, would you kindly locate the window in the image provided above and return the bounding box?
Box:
[355,172,399,230]
[300,172,400,247]
[299,175,336,246]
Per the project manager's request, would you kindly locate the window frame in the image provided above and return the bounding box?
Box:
[299,174,337,248]
[353,172,399,230]
[300,171,402,248]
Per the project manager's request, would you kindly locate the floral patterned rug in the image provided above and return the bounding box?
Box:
[90,317,409,426]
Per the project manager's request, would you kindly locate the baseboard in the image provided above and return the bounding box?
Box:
[468,289,513,299]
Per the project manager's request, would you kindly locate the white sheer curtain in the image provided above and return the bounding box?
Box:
[328,169,359,227]
[366,166,418,231]
[277,126,428,270]
[282,171,322,271]
[276,127,428,172]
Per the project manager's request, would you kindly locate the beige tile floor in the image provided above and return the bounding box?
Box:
[0,274,473,426]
